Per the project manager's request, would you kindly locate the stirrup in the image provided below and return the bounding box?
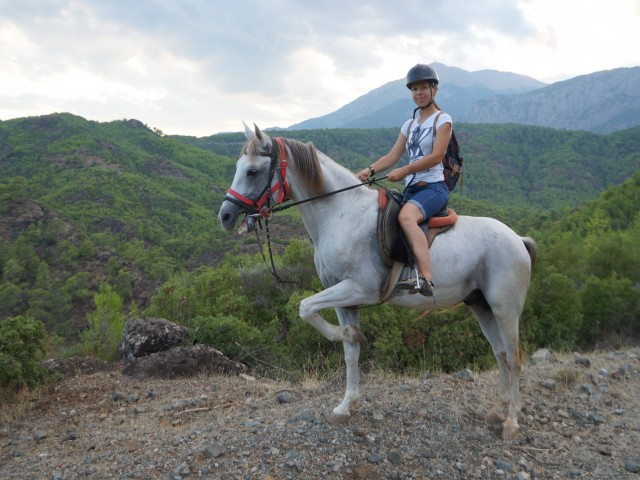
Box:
[410,277,434,297]
[397,276,434,297]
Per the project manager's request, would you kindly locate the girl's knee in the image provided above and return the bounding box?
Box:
[398,211,418,229]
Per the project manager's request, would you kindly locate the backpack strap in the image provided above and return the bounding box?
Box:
[431,111,443,139]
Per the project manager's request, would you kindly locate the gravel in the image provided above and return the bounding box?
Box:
[1,348,639,479]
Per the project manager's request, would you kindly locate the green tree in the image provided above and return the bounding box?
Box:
[77,284,125,361]
[0,315,48,389]
[522,266,583,350]
[0,281,24,316]
[579,275,640,346]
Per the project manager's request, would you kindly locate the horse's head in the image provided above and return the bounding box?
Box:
[218,123,290,233]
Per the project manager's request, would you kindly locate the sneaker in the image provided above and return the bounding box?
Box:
[409,276,434,297]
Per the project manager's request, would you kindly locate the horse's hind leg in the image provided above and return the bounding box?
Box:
[469,304,522,440]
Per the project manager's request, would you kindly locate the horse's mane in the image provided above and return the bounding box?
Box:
[241,136,324,194]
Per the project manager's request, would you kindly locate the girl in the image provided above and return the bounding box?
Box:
[356,64,452,296]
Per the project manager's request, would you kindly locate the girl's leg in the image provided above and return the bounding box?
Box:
[397,202,432,282]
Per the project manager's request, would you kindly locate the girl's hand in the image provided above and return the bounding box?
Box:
[387,167,408,182]
[356,168,371,182]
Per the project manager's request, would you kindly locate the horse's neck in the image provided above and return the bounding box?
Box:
[290,155,369,243]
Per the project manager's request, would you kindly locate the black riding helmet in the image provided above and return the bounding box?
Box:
[406,64,439,89]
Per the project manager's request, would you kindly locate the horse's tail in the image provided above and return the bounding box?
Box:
[521,237,537,269]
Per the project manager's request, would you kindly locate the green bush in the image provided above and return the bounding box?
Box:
[191,314,264,362]
[0,315,48,390]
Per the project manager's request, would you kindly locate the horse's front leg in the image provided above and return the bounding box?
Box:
[298,279,371,424]
[327,307,362,425]
[298,278,369,344]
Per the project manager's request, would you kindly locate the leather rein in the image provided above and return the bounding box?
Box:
[223,137,386,285]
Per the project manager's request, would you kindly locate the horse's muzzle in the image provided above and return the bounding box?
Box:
[218,200,240,231]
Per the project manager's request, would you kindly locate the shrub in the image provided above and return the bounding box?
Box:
[0,315,48,390]
[191,315,263,363]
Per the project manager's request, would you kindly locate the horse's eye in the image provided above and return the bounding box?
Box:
[247,168,258,177]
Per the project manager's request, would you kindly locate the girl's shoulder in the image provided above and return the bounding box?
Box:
[435,111,453,129]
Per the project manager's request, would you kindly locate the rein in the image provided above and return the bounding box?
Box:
[267,174,388,215]
[224,136,389,288]
[251,173,388,289]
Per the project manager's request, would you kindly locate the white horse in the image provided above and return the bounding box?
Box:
[218,124,536,440]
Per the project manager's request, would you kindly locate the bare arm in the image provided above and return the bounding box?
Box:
[355,131,407,181]
[387,122,451,182]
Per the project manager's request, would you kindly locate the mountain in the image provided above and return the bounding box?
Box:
[461,67,640,133]
[288,63,546,130]
[289,64,640,133]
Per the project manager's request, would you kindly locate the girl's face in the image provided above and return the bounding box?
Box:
[410,81,437,107]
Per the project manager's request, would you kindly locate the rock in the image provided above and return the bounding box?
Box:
[531,348,551,364]
[367,452,383,463]
[580,383,596,395]
[574,354,591,367]
[201,443,226,459]
[453,368,474,381]
[495,458,513,473]
[276,391,296,404]
[119,318,189,361]
[625,460,640,474]
[287,410,317,424]
[372,412,385,422]
[388,450,402,465]
[587,413,606,425]
[541,379,556,390]
[112,392,126,402]
[285,449,300,460]
[121,345,246,379]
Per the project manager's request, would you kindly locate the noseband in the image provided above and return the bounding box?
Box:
[224,137,290,219]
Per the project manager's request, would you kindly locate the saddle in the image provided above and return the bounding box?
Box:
[377,188,457,300]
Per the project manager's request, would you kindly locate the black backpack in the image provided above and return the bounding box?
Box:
[408,111,464,191]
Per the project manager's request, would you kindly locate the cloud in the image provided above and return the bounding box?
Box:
[1,0,638,135]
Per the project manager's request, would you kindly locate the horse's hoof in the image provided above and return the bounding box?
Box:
[326,412,350,425]
[502,416,520,441]
[502,423,520,441]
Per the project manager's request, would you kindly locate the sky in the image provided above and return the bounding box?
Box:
[1,0,639,137]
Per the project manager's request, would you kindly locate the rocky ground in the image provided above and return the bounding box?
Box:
[1,348,639,480]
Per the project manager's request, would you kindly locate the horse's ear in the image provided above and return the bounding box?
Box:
[253,123,265,142]
[243,121,255,140]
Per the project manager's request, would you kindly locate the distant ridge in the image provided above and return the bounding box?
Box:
[461,67,640,133]
[288,62,546,130]
[289,64,640,133]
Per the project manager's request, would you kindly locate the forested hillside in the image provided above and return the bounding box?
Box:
[176,123,640,211]
[1,113,639,380]
[0,114,239,337]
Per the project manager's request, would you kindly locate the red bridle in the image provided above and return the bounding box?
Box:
[225,137,290,219]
